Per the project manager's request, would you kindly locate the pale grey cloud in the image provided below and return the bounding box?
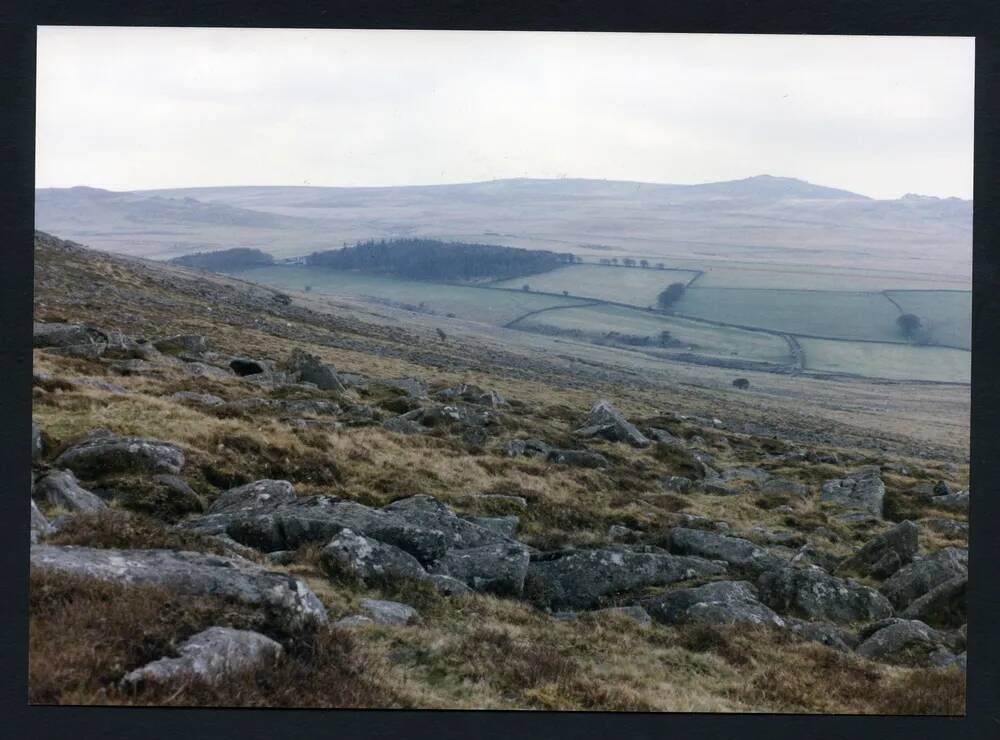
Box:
[36,27,974,199]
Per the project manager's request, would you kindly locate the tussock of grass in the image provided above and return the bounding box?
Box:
[45,509,228,555]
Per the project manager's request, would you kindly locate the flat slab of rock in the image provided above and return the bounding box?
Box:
[464,515,519,538]
[33,469,107,513]
[820,468,885,518]
[668,527,785,575]
[33,322,108,357]
[54,436,185,477]
[153,334,209,358]
[283,348,345,391]
[428,542,530,596]
[524,549,725,611]
[641,580,785,628]
[121,627,282,688]
[929,490,969,513]
[574,400,650,448]
[757,565,893,623]
[30,545,327,629]
[784,617,859,652]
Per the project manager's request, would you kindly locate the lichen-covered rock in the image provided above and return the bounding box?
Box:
[31,421,43,461]
[359,598,420,625]
[546,448,610,469]
[784,617,859,652]
[641,580,784,628]
[837,520,919,579]
[757,565,893,623]
[384,495,512,550]
[855,619,946,665]
[574,400,650,447]
[503,438,552,458]
[880,548,968,610]
[54,435,185,477]
[33,469,107,514]
[170,390,226,407]
[899,575,966,628]
[186,482,448,563]
[464,515,519,538]
[820,467,885,518]
[30,499,54,543]
[668,527,785,575]
[33,322,108,357]
[121,627,282,688]
[929,490,969,513]
[283,348,345,391]
[29,545,328,629]
[428,542,530,596]
[153,334,209,358]
[524,549,725,611]
[320,529,427,585]
[436,383,506,408]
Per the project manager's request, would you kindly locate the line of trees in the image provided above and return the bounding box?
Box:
[306,239,575,282]
[170,247,274,271]
[598,258,667,269]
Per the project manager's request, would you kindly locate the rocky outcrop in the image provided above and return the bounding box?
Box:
[524,549,725,611]
[428,542,530,596]
[784,618,859,652]
[574,400,650,448]
[320,529,427,585]
[820,467,885,518]
[464,515,519,538]
[879,548,967,610]
[121,627,282,688]
[757,565,893,623]
[436,384,506,408]
[32,421,43,461]
[33,469,107,514]
[668,527,785,575]
[54,435,185,477]
[836,520,918,579]
[186,482,449,563]
[29,545,328,629]
[33,322,108,358]
[283,348,345,391]
[383,495,512,551]
[641,580,785,628]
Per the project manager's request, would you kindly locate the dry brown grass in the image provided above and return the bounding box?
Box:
[44,509,228,555]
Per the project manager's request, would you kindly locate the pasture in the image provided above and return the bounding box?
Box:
[514,303,793,366]
[491,264,699,306]
[798,337,971,384]
[229,266,590,325]
[885,291,972,350]
[685,260,971,291]
[674,288,904,342]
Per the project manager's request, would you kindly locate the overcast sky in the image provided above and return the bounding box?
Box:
[36,27,974,199]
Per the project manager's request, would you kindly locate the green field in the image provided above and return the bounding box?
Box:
[885,291,972,350]
[491,264,700,306]
[686,261,971,291]
[799,337,970,383]
[674,288,904,342]
[514,303,792,365]
[229,266,591,325]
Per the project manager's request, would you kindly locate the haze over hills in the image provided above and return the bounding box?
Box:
[35,175,971,280]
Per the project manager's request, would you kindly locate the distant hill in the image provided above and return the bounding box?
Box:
[35,176,972,280]
[306,238,572,282]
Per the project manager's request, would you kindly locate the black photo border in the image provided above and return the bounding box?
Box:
[1,2,997,739]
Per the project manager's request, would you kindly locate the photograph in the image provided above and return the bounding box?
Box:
[29,26,971,713]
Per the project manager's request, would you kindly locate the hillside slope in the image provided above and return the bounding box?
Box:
[29,232,968,712]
